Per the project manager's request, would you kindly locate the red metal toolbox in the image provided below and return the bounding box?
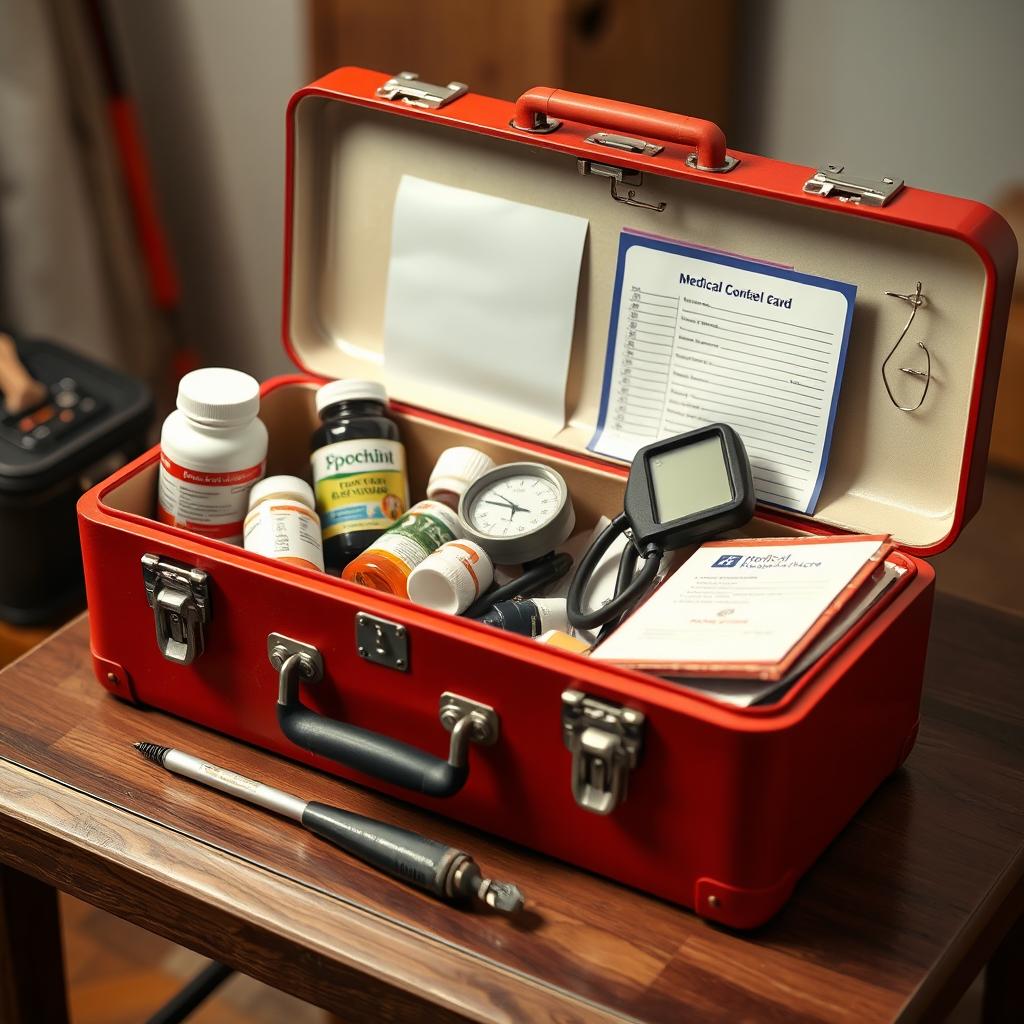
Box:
[77,67,1016,928]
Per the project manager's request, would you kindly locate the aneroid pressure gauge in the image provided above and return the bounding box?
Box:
[458,462,576,564]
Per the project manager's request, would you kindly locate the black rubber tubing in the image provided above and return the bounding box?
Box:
[465,550,573,620]
[567,513,662,630]
[596,539,640,642]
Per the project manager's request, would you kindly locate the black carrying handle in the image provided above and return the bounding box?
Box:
[273,644,496,799]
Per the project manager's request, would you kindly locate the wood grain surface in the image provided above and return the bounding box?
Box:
[0,594,1022,1023]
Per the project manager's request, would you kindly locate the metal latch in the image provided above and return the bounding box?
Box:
[141,554,210,665]
[802,164,904,207]
[586,131,664,157]
[577,159,666,213]
[355,612,409,671]
[561,690,645,815]
[375,71,468,110]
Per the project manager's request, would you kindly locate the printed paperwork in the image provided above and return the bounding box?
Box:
[672,559,907,708]
[384,176,589,437]
[592,535,893,689]
[589,232,857,514]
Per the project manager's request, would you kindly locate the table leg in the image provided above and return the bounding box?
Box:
[984,912,1024,1024]
[0,864,70,1024]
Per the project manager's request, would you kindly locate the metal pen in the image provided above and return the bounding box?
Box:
[134,742,524,913]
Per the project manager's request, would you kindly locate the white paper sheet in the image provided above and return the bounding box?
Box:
[383,176,588,435]
[669,562,906,707]
[589,232,857,513]
[592,537,887,670]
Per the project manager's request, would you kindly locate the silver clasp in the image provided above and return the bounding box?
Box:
[586,132,664,157]
[375,71,468,110]
[803,164,904,207]
[561,689,645,815]
[141,554,210,665]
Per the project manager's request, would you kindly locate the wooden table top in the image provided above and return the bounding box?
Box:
[1,593,1022,1023]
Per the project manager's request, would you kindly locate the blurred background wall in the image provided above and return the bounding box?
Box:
[104,0,307,381]
[736,0,1024,204]
[1,0,1022,471]
[93,0,1024,380]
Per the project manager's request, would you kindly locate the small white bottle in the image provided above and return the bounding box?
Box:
[158,368,267,545]
[244,476,325,572]
[407,539,494,614]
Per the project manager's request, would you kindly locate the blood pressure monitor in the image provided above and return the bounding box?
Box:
[567,424,755,631]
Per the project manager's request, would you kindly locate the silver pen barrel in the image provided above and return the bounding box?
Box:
[134,740,526,913]
[136,742,307,822]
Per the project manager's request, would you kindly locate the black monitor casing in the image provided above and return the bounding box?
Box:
[624,423,756,551]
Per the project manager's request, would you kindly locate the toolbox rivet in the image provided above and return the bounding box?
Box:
[395,658,405,668]
[708,895,720,908]
[395,626,406,638]
[106,672,118,686]
[357,646,367,657]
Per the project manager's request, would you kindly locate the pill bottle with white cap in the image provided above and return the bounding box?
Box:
[243,476,325,572]
[407,539,493,614]
[158,367,267,545]
[426,447,495,510]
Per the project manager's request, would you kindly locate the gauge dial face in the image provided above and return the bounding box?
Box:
[468,474,562,538]
[459,463,575,564]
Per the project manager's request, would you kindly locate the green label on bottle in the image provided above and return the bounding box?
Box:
[366,501,462,569]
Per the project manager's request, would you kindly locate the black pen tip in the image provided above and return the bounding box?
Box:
[134,741,170,766]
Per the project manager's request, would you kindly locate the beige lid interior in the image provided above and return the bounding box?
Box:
[287,94,990,551]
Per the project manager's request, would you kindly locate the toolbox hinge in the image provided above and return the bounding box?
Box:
[375,71,468,110]
[802,164,904,207]
[141,554,210,665]
[561,689,645,815]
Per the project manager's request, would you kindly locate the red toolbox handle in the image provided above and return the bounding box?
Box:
[274,638,497,799]
[511,87,734,171]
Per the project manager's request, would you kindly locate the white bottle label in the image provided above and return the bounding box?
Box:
[243,500,326,572]
[158,452,264,543]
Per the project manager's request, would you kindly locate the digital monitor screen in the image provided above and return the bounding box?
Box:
[649,435,733,523]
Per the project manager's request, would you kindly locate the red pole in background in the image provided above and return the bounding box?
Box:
[83,0,201,383]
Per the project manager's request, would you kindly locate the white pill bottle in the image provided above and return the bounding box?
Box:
[158,368,267,545]
[244,476,325,572]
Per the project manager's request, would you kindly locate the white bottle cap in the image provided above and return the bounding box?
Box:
[407,540,494,615]
[426,447,496,504]
[315,379,388,413]
[533,598,570,634]
[248,475,315,511]
[177,368,261,426]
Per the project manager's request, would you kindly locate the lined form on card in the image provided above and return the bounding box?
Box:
[589,232,856,513]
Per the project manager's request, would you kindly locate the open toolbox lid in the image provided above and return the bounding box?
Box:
[282,66,1017,556]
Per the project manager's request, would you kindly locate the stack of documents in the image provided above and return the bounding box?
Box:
[592,535,900,706]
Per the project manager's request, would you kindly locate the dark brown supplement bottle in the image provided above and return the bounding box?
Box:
[309,380,409,571]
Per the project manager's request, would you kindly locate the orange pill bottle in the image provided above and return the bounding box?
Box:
[341,500,463,598]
